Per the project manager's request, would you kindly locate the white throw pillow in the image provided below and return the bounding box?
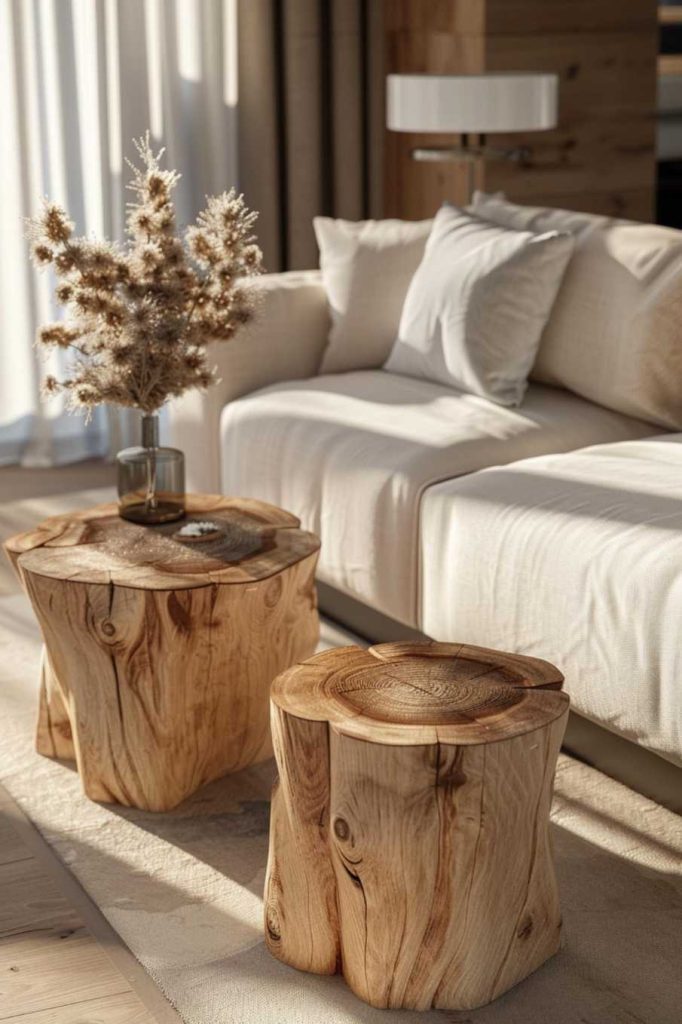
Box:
[384,205,574,406]
[314,216,432,374]
[471,192,682,429]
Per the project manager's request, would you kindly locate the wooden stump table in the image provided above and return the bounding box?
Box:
[264,641,569,1012]
[5,495,319,812]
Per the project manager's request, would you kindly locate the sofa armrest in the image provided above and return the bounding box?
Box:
[167,270,329,493]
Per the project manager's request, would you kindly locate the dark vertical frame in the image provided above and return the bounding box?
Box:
[272,0,289,268]
[319,0,334,215]
[359,0,370,218]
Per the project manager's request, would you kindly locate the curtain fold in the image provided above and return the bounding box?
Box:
[0,0,238,468]
[238,0,384,272]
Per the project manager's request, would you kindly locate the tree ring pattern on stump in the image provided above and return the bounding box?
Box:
[5,495,321,590]
[82,513,270,574]
[271,642,567,746]
[331,657,525,725]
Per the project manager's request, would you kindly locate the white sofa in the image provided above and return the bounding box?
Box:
[420,436,682,768]
[169,211,682,798]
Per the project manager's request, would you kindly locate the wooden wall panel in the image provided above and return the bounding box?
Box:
[486,0,655,36]
[383,0,658,220]
[384,0,485,38]
[384,0,486,217]
[484,18,658,220]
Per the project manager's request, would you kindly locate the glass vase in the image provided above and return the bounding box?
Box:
[117,413,185,524]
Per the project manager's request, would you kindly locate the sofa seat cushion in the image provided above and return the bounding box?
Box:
[420,436,682,765]
[220,370,655,627]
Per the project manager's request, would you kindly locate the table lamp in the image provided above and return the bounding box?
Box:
[386,72,559,198]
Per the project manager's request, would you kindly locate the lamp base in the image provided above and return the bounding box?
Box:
[411,144,531,164]
[410,140,532,203]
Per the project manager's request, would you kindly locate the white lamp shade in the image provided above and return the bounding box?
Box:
[387,73,558,134]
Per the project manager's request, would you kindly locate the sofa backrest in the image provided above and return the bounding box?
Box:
[471,193,682,431]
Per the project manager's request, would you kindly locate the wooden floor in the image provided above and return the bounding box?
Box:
[0,782,181,1023]
[0,458,114,503]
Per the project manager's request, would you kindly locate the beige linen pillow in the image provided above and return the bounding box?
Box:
[472,192,682,429]
[314,216,432,374]
[384,204,574,406]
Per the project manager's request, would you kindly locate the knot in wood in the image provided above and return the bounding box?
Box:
[167,592,192,634]
[100,620,116,637]
[439,764,467,789]
[333,817,350,841]
[265,904,281,942]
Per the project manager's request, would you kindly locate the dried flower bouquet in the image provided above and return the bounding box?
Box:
[27,133,263,416]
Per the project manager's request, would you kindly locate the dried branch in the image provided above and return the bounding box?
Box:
[27,132,263,415]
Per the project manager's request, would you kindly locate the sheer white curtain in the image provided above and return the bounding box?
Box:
[0,0,238,467]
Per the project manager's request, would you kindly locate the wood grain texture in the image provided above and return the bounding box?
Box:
[0,821,32,869]
[271,640,565,744]
[265,641,569,1011]
[0,859,81,938]
[5,496,320,811]
[0,787,176,1024]
[265,707,340,974]
[383,0,657,220]
[2,992,159,1024]
[0,931,129,1019]
[5,494,314,590]
[35,650,75,761]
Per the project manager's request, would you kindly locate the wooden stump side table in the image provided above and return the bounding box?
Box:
[264,640,569,1012]
[5,494,320,812]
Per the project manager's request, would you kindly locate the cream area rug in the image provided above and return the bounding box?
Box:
[1,490,681,1024]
